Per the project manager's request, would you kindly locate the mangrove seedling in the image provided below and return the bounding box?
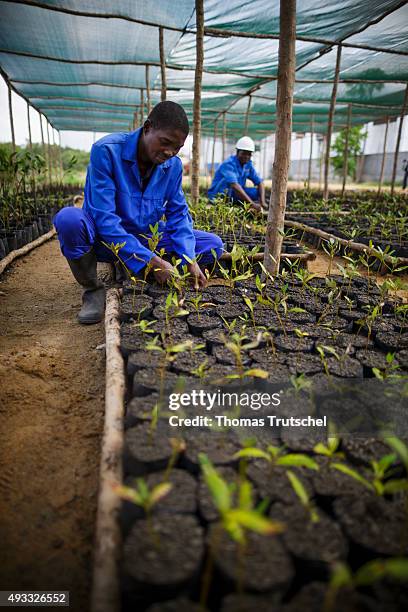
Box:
[331,453,408,496]
[287,470,319,523]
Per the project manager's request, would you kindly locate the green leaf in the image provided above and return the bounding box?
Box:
[199,453,231,513]
[229,509,285,535]
[234,448,271,462]
[276,454,319,470]
[243,368,269,379]
[238,479,253,511]
[331,463,373,491]
[382,479,408,494]
[114,484,142,506]
[286,470,310,506]
[149,482,173,507]
[386,437,408,472]
[329,562,353,590]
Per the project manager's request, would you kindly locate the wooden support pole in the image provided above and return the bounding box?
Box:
[244,95,252,135]
[191,0,204,205]
[341,104,352,197]
[323,44,342,201]
[140,88,144,124]
[211,118,218,178]
[46,119,52,184]
[133,111,137,130]
[159,27,167,102]
[58,130,64,184]
[307,115,314,189]
[27,101,32,149]
[8,83,15,151]
[391,83,408,195]
[39,112,47,187]
[263,0,296,276]
[145,65,151,114]
[222,112,226,160]
[377,117,389,195]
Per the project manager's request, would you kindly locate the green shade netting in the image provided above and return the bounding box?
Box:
[0,0,406,136]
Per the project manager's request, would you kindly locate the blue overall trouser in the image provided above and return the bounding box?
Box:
[53,207,224,271]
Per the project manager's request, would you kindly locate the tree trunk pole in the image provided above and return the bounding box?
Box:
[46,120,52,184]
[244,95,252,135]
[191,0,204,205]
[341,103,352,197]
[58,130,64,184]
[222,112,226,160]
[377,116,389,195]
[211,118,218,177]
[263,0,296,276]
[159,27,167,102]
[307,115,314,189]
[133,112,137,130]
[39,112,47,188]
[390,83,408,195]
[323,44,342,201]
[145,65,151,114]
[27,101,32,149]
[140,88,144,124]
[8,84,15,151]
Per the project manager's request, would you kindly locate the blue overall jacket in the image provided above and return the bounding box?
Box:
[207,154,262,201]
[83,128,196,274]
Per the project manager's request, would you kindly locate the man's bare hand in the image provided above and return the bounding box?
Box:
[251,202,262,214]
[187,261,207,290]
[150,255,176,285]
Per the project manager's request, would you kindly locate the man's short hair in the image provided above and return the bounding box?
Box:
[147,101,189,135]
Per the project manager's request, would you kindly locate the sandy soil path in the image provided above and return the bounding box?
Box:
[0,237,105,612]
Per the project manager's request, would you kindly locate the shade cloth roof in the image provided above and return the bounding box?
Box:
[0,0,407,138]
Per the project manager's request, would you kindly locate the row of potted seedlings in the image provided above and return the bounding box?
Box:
[116,247,408,610]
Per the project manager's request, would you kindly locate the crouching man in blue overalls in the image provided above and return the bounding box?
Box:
[54,101,224,325]
[208,136,267,213]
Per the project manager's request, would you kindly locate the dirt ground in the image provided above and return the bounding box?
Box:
[0,237,105,611]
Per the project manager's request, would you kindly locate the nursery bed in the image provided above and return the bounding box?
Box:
[98,267,408,612]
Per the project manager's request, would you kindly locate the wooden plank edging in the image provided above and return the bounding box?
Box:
[0,228,56,276]
[91,288,125,612]
[284,219,408,267]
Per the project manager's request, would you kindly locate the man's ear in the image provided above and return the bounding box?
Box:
[143,119,153,135]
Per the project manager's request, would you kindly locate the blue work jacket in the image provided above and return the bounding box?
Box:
[207,154,262,201]
[83,128,195,274]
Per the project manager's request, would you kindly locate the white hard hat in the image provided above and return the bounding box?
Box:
[235,136,255,152]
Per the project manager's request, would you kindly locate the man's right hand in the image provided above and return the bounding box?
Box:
[149,255,176,285]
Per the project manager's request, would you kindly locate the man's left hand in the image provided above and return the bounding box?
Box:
[187,261,207,289]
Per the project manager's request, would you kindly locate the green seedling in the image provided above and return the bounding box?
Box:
[324,558,408,612]
[199,453,284,604]
[372,352,401,380]
[313,423,344,460]
[322,238,340,276]
[234,443,319,471]
[331,453,408,496]
[316,344,340,377]
[287,470,320,523]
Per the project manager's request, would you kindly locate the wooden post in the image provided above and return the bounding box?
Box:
[159,27,167,102]
[191,0,204,205]
[341,103,352,197]
[391,83,408,195]
[307,115,314,189]
[377,117,389,195]
[211,118,218,177]
[323,44,342,200]
[140,88,144,124]
[244,95,252,135]
[145,65,151,114]
[133,111,138,130]
[58,130,64,184]
[8,84,15,151]
[39,112,47,188]
[263,0,296,276]
[46,120,52,184]
[27,101,32,149]
[222,112,226,160]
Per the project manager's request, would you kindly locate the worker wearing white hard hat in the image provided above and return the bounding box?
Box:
[208,135,266,212]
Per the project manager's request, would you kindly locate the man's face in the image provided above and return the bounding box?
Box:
[236,149,252,165]
[142,123,187,165]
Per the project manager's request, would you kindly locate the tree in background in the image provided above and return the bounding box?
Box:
[331,126,366,181]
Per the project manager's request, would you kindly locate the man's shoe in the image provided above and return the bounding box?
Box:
[78,286,106,324]
[67,249,106,325]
